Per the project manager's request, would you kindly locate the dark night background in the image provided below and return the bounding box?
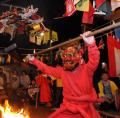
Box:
[0,0,109,70]
[0,0,110,67]
[0,0,108,50]
[0,0,120,93]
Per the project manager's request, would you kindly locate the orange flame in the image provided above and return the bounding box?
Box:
[0,100,30,118]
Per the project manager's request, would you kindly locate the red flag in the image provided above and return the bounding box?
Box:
[96,0,112,16]
[107,35,120,77]
[96,0,105,9]
[64,0,76,16]
[82,1,95,24]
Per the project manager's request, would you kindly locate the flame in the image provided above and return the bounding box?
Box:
[0,100,30,118]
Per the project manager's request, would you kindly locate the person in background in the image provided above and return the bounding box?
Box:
[18,71,31,104]
[0,67,7,90]
[50,76,63,110]
[20,71,31,89]
[9,70,20,104]
[0,76,7,104]
[98,71,118,111]
[35,71,52,107]
[27,31,101,118]
[28,79,38,105]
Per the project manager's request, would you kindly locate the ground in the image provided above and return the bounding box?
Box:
[1,101,120,118]
[29,105,53,118]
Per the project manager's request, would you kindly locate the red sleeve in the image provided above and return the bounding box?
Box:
[86,42,100,73]
[30,59,62,79]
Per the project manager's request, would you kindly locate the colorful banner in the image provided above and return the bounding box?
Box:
[82,1,95,24]
[76,0,89,12]
[96,0,105,9]
[114,27,120,40]
[96,0,112,16]
[65,0,76,16]
[52,31,58,42]
[107,35,120,77]
[29,30,58,45]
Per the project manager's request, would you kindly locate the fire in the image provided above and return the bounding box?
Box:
[0,100,30,118]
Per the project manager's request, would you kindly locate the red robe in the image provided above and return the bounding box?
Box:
[35,74,51,103]
[30,43,101,118]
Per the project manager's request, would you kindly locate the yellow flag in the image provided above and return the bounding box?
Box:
[52,31,58,42]
[29,30,36,43]
[44,32,50,42]
[76,0,89,12]
[32,23,41,31]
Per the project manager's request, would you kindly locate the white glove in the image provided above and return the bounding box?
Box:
[26,54,35,62]
[80,31,95,45]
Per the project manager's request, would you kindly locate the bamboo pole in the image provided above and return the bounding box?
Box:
[37,21,120,54]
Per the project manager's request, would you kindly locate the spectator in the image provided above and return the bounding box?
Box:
[20,71,31,89]
[28,79,38,105]
[0,67,7,90]
[35,71,52,107]
[0,76,7,104]
[51,76,63,110]
[98,71,118,111]
[9,70,20,104]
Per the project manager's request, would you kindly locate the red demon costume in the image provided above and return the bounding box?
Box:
[28,32,101,118]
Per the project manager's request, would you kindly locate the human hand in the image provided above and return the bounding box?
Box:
[25,54,35,62]
[80,31,95,45]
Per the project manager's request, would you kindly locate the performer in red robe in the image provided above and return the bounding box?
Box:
[27,31,101,118]
[35,72,51,106]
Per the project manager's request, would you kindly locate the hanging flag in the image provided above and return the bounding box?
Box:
[107,35,120,77]
[29,30,58,45]
[64,0,76,16]
[114,27,120,40]
[76,0,89,12]
[52,31,58,42]
[29,30,36,43]
[96,0,112,16]
[96,0,105,9]
[82,1,95,24]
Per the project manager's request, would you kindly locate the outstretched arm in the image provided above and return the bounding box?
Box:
[27,55,62,79]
